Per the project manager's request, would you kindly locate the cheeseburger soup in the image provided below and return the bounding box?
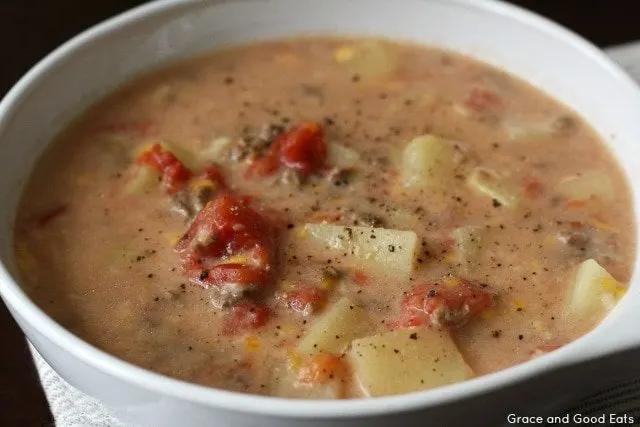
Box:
[14,38,635,398]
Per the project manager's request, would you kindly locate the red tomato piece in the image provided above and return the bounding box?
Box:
[399,279,494,329]
[282,287,327,315]
[175,193,276,297]
[279,121,327,176]
[198,164,227,188]
[199,264,270,289]
[246,121,327,178]
[246,138,283,178]
[223,302,271,335]
[136,144,191,194]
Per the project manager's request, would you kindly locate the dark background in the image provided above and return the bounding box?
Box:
[1,1,640,426]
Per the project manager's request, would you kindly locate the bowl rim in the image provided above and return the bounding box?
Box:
[1,0,640,418]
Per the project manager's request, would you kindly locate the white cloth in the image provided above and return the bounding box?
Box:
[27,42,640,427]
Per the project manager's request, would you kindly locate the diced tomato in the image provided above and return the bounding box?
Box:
[297,353,345,384]
[246,121,327,178]
[223,302,271,335]
[398,279,494,329]
[279,121,327,176]
[282,286,327,315]
[137,144,191,194]
[200,264,270,289]
[353,270,369,286]
[524,178,544,198]
[197,164,227,188]
[34,204,68,228]
[175,193,277,295]
[464,87,503,113]
[246,138,283,178]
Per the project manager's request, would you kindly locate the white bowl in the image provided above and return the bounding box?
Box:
[1,1,640,426]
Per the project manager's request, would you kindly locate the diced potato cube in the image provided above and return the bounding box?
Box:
[565,259,626,323]
[349,328,473,397]
[297,297,371,356]
[451,226,486,270]
[401,134,456,192]
[327,143,360,169]
[556,171,614,202]
[468,167,520,207]
[299,223,418,281]
[335,40,398,79]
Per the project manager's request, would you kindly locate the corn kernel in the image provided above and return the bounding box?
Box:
[442,276,461,288]
[222,255,250,265]
[514,299,525,311]
[245,335,261,352]
[287,349,302,371]
[166,232,184,246]
[190,179,217,191]
[334,46,355,63]
[320,276,337,290]
[296,226,308,238]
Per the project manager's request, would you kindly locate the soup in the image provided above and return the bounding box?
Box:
[13,38,635,399]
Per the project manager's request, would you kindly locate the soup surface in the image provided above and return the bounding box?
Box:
[14,38,635,399]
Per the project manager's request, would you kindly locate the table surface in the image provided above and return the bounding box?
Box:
[2,1,640,425]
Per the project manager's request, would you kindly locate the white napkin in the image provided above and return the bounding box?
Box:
[26,42,640,427]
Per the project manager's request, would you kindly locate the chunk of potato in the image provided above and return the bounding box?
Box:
[299,223,418,281]
[451,226,486,271]
[564,259,626,323]
[468,167,520,207]
[297,297,371,356]
[349,328,473,397]
[401,134,456,192]
[556,171,614,202]
[334,40,398,79]
[327,143,360,169]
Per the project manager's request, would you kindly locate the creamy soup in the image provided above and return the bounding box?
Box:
[14,38,635,399]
